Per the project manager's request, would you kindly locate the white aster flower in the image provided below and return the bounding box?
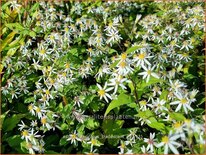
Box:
[138,65,159,83]
[144,133,157,153]
[170,92,194,114]
[97,82,113,103]
[156,132,181,154]
[67,130,81,145]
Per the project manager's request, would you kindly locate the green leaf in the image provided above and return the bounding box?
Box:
[138,76,163,90]
[85,117,99,130]
[0,110,10,130]
[24,97,35,103]
[126,45,142,54]
[3,114,26,131]
[147,117,165,132]
[6,135,22,148]
[169,112,186,121]
[6,23,24,31]
[128,82,134,93]
[1,31,16,51]
[60,123,69,130]
[159,90,168,100]
[127,102,138,111]
[30,3,39,13]
[104,93,132,116]
[29,31,36,37]
[109,48,117,54]
[44,134,60,147]
[59,135,69,146]
[20,141,28,153]
[136,110,154,119]
[102,119,124,134]
[110,60,119,69]
[6,46,19,57]
[102,119,127,146]
[193,108,204,116]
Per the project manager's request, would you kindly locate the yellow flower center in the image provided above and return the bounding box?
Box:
[97,33,101,38]
[41,117,47,124]
[88,48,92,52]
[87,57,92,61]
[62,72,67,77]
[163,54,167,59]
[22,130,28,137]
[49,78,55,84]
[147,70,151,75]
[50,35,54,40]
[45,90,50,95]
[35,107,41,113]
[182,53,188,57]
[115,80,120,85]
[174,122,181,128]
[121,53,127,60]
[140,100,147,105]
[184,119,191,125]
[119,61,126,68]
[66,63,70,68]
[42,95,47,101]
[180,98,187,104]
[91,139,97,145]
[109,22,113,27]
[162,136,169,144]
[98,89,105,96]
[40,49,46,54]
[28,104,33,111]
[170,40,176,46]
[121,143,125,149]
[138,53,145,59]
[71,134,76,139]
[65,27,69,32]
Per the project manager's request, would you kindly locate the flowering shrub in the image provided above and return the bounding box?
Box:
[1,0,205,154]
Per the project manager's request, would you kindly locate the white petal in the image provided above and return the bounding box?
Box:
[164,144,169,154]
[97,84,102,89]
[151,73,159,79]
[175,104,182,112]
[156,142,164,148]
[170,101,179,105]
[169,143,179,154]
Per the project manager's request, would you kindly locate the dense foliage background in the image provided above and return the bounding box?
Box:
[1,0,205,154]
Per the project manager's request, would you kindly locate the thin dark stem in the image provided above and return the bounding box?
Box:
[128,75,138,104]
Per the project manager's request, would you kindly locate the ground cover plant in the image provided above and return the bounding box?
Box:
[0,0,205,154]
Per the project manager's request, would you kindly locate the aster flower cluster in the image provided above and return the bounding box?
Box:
[1,0,205,154]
